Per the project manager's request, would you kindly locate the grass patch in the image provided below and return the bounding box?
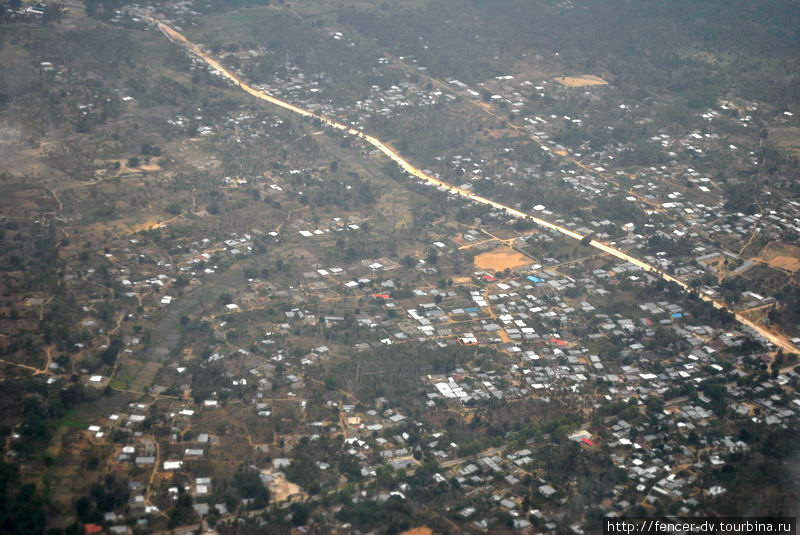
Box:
[59,415,90,430]
[110,379,128,390]
[112,358,146,390]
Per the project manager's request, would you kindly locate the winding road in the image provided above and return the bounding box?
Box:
[149,17,798,356]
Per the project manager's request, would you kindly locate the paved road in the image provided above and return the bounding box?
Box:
[148,18,799,356]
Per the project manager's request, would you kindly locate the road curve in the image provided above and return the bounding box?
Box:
[150,18,798,356]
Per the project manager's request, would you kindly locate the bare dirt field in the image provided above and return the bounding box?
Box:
[262,470,304,502]
[554,75,608,87]
[752,242,800,272]
[474,247,532,271]
[400,528,434,535]
[102,159,162,175]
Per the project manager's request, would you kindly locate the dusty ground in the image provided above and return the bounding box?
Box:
[474,247,532,271]
[263,470,304,502]
[400,528,434,535]
[102,158,162,175]
[554,74,607,87]
[752,242,800,272]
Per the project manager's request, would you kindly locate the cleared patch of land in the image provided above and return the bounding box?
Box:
[752,242,800,272]
[554,74,608,87]
[474,247,532,271]
[264,470,304,502]
[112,358,161,391]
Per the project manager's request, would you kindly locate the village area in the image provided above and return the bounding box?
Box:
[0,1,799,534]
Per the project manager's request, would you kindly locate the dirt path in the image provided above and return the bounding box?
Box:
[38,295,54,321]
[739,227,760,256]
[275,206,309,234]
[0,358,42,374]
[125,209,199,236]
[145,436,162,508]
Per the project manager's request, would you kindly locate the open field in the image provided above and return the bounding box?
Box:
[554,74,608,87]
[265,470,304,502]
[474,247,532,271]
[752,242,800,272]
[111,358,162,391]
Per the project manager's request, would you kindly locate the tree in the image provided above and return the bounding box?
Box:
[290,503,310,526]
[99,339,123,366]
[233,468,269,508]
[426,248,438,264]
[75,496,91,520]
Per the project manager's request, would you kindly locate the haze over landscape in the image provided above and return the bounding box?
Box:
[0,1,799,534]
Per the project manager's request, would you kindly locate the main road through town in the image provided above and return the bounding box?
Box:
[150,17,798,356]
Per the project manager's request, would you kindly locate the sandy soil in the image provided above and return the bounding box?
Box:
[106,159,161,174]
[474,247,532,271]
[265,471,304,502]
[125,219,165,233]
[554,75,608,87]
[766,256,800,271]
[753,242,800,272]
[400,528,434,535]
